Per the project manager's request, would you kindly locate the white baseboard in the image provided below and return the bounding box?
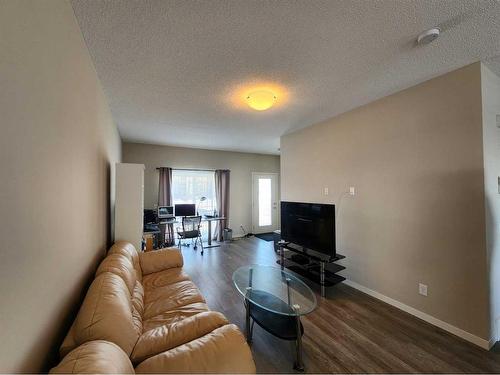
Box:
[343,279,493,350]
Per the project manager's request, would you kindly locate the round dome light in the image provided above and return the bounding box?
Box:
[417,28,440,45]
[246,90,277,111]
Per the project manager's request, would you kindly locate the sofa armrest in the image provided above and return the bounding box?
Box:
[50,340,135,374]
[139,248,183,275]
[131,311,228,364]
[135,324,256,374]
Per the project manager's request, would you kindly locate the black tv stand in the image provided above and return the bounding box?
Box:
[277,242,345,297]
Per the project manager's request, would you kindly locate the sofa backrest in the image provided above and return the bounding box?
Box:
[71,272,139,355]
[51,340,135,374]
[96,253,137,294]
[108,241,142,281]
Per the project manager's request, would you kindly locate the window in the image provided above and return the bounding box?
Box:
[172,169,216,213]
[171,169,216,238]
[258,178,272,226]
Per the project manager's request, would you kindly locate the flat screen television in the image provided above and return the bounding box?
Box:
[281,201,335,258]
[174,203,196,217]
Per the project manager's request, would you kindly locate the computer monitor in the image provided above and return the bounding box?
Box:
[174,203,196,217]
[157,206,174,219]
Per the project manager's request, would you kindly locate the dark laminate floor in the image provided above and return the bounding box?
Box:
[181,236,500,373]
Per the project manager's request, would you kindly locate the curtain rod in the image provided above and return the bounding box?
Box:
[156,167,219,172]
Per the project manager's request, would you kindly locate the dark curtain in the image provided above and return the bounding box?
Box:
[158,167,173,206]
[158,167,174,246]
[214,169,230,241]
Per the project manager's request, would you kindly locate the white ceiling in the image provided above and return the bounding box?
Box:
[72,0,500,155]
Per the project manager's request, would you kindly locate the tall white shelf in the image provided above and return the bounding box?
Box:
[114,163,145,252]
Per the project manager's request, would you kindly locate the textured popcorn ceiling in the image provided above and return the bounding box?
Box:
[72,0,500,155]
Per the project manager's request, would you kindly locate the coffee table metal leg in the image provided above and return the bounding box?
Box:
[294,315,304,371]
[245,300,252,343]
[245,282,253,344]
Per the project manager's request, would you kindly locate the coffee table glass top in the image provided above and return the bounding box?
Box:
[233,265,317,316]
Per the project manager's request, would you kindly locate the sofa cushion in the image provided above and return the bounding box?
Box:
[131,311,229,364]
[141,267,190,290]
[51,340,134,374]
[143,280,205,320]
[142,302,209,332]
[108,241,142,281]
[134,324,256,374]
[73,272,139,356]
[139,248,183,276]
[96,253,137,294]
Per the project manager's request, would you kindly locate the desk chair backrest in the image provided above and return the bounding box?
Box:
[182,215,202,234]
[177,216,204,254]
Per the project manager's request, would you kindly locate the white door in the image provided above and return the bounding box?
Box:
[252,173,279,234]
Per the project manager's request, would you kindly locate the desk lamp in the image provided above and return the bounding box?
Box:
[197,196,207,215]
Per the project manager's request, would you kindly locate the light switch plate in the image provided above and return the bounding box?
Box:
[419,283,428,296]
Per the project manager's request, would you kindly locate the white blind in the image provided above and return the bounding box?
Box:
[171,170,216,215]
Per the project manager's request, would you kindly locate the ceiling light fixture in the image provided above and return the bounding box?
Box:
[417,28,440,45]
[246,90,277,111]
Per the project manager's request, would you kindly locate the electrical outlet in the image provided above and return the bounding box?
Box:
[419,283,428,296]
[349,186,355,196]
[324,187,329,196]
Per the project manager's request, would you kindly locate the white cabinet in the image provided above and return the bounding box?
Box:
[114,163,144,252]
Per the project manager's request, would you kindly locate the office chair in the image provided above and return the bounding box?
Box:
[176,216,204,254]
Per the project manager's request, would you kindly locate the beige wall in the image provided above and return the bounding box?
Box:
[281,63,490,341]
[0,1,122,372]
[481,64,500,341]
[123,143,280,237]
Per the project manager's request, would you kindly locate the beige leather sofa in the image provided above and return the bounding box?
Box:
[50,241,255,374]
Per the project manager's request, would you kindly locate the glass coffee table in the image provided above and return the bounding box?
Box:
[233,265,317,371]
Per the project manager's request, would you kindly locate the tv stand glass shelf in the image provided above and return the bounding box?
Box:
[277,242,346,297]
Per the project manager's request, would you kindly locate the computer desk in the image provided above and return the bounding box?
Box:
[158,216,226,248]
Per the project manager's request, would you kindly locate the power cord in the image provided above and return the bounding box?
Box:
[240,224,253,238]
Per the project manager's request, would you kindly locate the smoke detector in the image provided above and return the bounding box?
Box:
[417,28,440,45]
